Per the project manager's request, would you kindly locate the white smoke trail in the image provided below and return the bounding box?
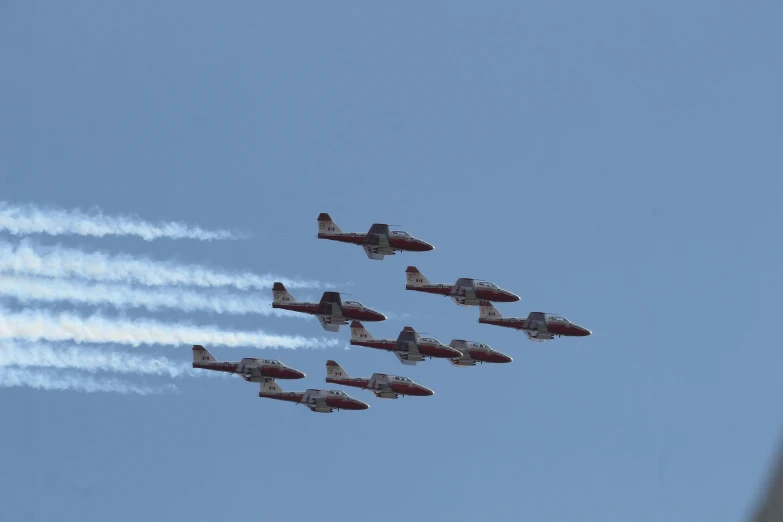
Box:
[0,366,176,395]
[0,340,198,378]
[0,239,330,290]
[0,308,341,350]
[0,200,246,241]
[0,274,308,318]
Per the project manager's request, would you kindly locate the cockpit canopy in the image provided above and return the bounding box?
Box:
[474,280,498,289]
[392,376,411,383]
[390,230,410,237]
[262,359,281,365]
[544,314,568,323]
[326,390,347,396]
[473,342,490,349]
[343,300,366,309]
[422,337,438,344]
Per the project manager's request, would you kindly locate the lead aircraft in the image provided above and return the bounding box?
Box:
[272,282,385,332]
[258,380,369,413]
[317,213,434,260]
[349,321,462,365]
[325,360,433,398]
[405,266,520,306]
[478,301,591,340]
[191,345,305,381]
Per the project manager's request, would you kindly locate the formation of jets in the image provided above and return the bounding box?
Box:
[192,213,591,413]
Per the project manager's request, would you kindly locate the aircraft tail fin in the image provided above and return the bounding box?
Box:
[317,213,343,235]
[260,380,284,394]
[326,360,350,380]
[405,266,430,286]
[192,345,217,364]
[479,300,503,319]
[350,321,374,341]
[272,282,297,304]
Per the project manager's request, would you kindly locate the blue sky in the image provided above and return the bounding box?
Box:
[1,1,782,521]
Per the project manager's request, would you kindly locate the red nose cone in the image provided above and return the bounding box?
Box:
[504,292,520,302]
[412,240,434,252]
[353,400,370,410]
[289,369,306,379]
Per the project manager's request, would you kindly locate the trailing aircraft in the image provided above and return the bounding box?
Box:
[317,213,434,260]
[272,282,385,332]
[349,321,462,365]
[478,301,591,341]
[448,339,513,366]
[405,266,519,306]
[191,345,305,381]
[258,380,369,413]
[325,360,433,398]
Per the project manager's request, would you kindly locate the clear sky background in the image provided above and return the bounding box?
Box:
[1,2,782,521]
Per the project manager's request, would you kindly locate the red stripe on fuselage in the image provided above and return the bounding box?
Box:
[317,234,367,245]
[350,340,395,349]
[406,285,452,296]
[326,378,370,389]
[193,363,239,373]
[259,393,304,403]
[272,303,320,314]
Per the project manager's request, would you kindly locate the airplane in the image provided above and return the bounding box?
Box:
[271,282,386,332]
[316,213,434,260]
[477,301,591,341]
[325,360,434,398]
[405,266,520,306]
[191,345,305,381]
[349,321,462,365]
[258,379,369,413]
[447,339,513,366]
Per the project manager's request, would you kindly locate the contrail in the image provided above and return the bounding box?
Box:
[0,274,308,318]
[0,239,330,290]
[0,308,342,350]
[0,340,198,378]
[0,366,177,395]
[0,200,247,241]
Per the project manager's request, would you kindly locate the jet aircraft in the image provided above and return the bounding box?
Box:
[325,360,433,398]
[271,282,385,332]
[448,339,513,366]
[405,266,520,306]
[258,380,369,413]
[349,321,462,365]
[477,301,591,341]
[191,345,305,381]
[317,213,434,260]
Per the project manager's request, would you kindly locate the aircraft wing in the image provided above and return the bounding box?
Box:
[751,432,783,521]
[302,390,328,408]
[363,245,386,260]
[236,358,259,375]
[450,296,470,307]
[317,315,341,332]
[394,351,418,365]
